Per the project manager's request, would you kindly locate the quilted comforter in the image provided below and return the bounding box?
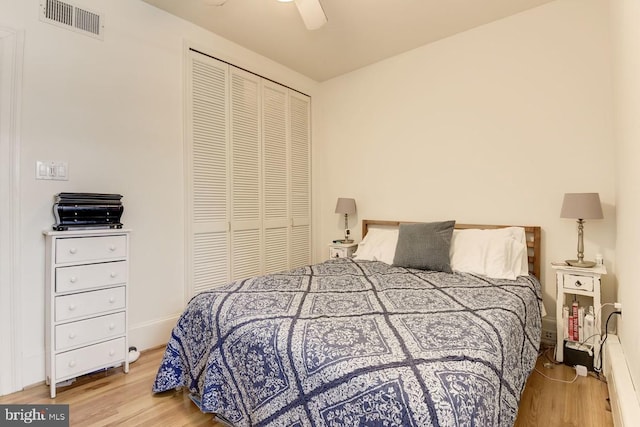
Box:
[153,258,542,426]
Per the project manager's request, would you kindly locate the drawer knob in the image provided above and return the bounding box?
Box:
[68,304,76,311]
[68,360,76,368]
[68,333,76,339]
[69,276,77,283]
[109,349,116,356]
[110,272,117,278]
[108,245,116,252]
[109,297,116,304]
[575,280,583,287]
[108,323,115,330]
[69,248,77,255]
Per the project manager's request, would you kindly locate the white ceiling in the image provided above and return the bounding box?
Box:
[142,0,555,82]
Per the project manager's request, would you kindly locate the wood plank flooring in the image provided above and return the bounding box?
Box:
[0,346,613,426]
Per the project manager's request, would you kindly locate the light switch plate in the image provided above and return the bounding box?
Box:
[36,161,68,181]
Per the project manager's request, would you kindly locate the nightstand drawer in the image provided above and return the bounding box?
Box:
[55,337,126,380]
[56,261,128,293]
[563,274,594,291]
[55,312,126,351]
[56,235,127,264]
[55,286,126,322]
[329,243,358,259]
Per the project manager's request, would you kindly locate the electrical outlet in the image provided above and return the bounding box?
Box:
[541,329,556,343]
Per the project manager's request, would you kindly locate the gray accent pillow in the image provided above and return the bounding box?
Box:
[392,221,456,272]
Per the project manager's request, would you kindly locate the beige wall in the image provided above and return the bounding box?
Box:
[610,0,640,404]
[316,0,616,321]
[0,0,317,389]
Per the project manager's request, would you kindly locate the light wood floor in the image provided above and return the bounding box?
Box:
[0,346,612,426]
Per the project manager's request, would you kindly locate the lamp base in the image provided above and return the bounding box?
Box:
[565,259,596,268]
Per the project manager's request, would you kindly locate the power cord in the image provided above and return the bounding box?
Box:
[535,343,579,383]
[534,365,579,383]
[595,310,622,372]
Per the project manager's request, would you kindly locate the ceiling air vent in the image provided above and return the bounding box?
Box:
[39,0,104,40]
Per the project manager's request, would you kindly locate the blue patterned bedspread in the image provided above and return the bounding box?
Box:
[153,258,542,426]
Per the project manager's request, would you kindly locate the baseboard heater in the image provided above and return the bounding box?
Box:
[604,335,640,426]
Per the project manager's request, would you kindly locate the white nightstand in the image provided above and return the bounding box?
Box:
[552,263,606,364]
[329,242,358,259]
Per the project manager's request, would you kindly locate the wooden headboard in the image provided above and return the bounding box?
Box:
[361,219,542,279]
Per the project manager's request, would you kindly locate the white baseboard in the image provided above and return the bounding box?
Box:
[128,315,179,351]
[604,335,640,427]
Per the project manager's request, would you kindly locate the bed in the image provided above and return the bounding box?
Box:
[153,220,543,426]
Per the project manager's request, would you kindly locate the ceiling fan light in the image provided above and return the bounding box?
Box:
[204,0,228,6]
[294,0,327,30]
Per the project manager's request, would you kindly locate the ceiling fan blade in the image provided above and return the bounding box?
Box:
[294,0,327,30]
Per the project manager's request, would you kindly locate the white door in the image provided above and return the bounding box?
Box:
[185,51,230,296]
[262,80,290,274]
[0,26,23,396]
[185,49,312,296]
[289,91,311,268]
[229,67,262,280]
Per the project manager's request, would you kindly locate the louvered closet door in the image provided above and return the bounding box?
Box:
[262,81,290,274]
[230,67,262,280]
[289,91,311,268]
[186,51,230,296]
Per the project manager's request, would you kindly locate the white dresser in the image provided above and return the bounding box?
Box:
[44,228,130,398]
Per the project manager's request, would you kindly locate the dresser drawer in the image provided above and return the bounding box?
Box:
[562,274,595,292]
[55,337,126,380]
[56,261,127,293]
[55,286,126,322]
[56,235,127,264]
[55,312,126,351]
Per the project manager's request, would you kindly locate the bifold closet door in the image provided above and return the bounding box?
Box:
[229,67,262,281]
[262,80,290,275]
[185,49,311,297]
[289,91,311,269]
[186,51,230,296]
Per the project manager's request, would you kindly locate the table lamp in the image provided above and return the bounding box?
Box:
[560,192,603,267]
[334,198,356,243]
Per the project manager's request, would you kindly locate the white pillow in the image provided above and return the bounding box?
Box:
[492,227,529,276]
[450,228,529,280]
[353,225,399,265]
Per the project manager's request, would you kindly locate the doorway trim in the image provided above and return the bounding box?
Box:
[0,25,24,396]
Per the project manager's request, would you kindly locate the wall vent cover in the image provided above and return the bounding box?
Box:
[39,0,104,40]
